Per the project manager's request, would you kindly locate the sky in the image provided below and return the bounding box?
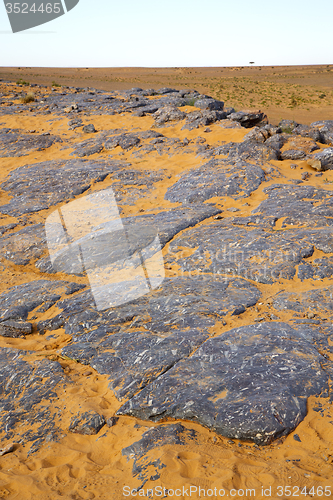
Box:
[1,0,333,67]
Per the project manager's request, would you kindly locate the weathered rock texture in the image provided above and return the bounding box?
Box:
[0,84,333,454]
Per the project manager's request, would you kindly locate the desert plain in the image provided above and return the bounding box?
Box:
[0,65,332,500]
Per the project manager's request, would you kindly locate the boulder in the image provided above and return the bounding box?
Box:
[229,110,268,128]
[153,106,186,126]
[307,148,333,171]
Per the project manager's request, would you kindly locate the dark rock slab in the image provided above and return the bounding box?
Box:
[165,159,266,204]
[0,280,86,322]
[166,217,333,284]
[73,143,103,157]
[104,133,140,150]
[69,411,106,435]
[0,129,62,157]
[181,110,227,130]
[0,349,67,452]
[194,98,224,111]
[0,159,124,217]
[281,149,306,161]
[273,286,333,316]
[117,322,330,445]
[0,320,32,338]
[255,184,333,226]
[59,276,260,399]
[0,224,46,265]
[209,141,279,162]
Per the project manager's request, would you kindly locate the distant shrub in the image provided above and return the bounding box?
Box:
[21,93,35,103]
[280,124,293,134]
[52,81,61,87]
[16,78,29,86]
[184,97,197,106]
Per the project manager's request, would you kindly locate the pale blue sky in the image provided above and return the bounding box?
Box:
[1,0,332,67]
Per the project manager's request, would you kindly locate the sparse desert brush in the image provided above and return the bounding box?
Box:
[21,93,35,103]
[52,81,61,87]
[184,97,197,106]
[16,78,29,86]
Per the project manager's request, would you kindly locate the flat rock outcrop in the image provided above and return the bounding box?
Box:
[0,82,333,456]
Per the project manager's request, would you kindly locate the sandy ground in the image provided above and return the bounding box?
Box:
[0,79,332,499]
[0,65,333,125]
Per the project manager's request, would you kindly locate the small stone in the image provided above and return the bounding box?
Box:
[227,207,240,212]
[82,124,96,134]
[307,312,315,319]
[69,411,106,435]
[0,444,15,456]
[0,320,33,338]
[301,172,310,181]
[204,128,212,133]
[290,164,297,169]
[183,138,189,146]
[228,440,235,445]
[293,433,301,442]
[83,370,92,376]
[106,417,119,427]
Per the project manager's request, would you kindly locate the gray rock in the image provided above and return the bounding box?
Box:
[255,184,333,226]
[0,159,123,217]
[243,127,270,143]
[0,350,67,451]
[0,280,85,322]
[104,133,140,150]
[165,159,266,204]
[0,224,46,265]
[82,124,96,133]
[69,411,106,435]
[307,148,333,171]
[182,110,226,130]
[59,275,260,400]
[0,320,32,338]
[311,121,333,145]
[293,124,321,142]
[273,286,333,315]
[153,106,186,126]
[0,129,62,157]
[194,98,224,111]
[166,216,333,284]
[117,322,330,445]
[281,149,307,160]
[73,143,103,157]
[279,119,298,133]
[229,111,268,128]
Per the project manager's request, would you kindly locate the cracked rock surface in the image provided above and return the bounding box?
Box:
[1,82,333,457]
